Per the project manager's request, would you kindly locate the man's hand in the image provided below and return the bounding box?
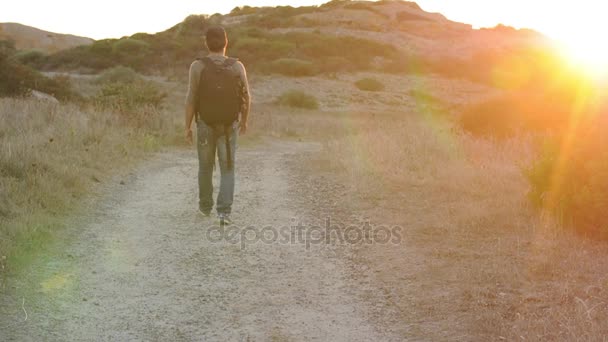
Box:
[239,122,248,135]
[185,128,193,145]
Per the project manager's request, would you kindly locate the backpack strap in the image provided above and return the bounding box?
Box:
[198,56,237,67]
[197,56,214,68]
[223,57,238,68]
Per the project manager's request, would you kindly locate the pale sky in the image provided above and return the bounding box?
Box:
[0,0,605,46]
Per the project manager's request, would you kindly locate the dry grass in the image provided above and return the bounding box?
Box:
[0,97,180,277]
[0,81,337,278]
[296,107,608,340]
[246,103,358,140]
[3,68,607,338]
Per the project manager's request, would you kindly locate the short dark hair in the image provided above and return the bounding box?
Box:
[206,26,228,53]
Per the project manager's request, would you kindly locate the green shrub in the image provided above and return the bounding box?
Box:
[355,78,385,91]
[527,124,608,236]
[230,6,259,16]
[112,39,150,55]
[244,5,318,28]
[47,42,115,70]
[293,32,397,69]
[93,80,166,115]
[41,13,400,75]
[0,46,75,100]
[276,90,319,109]
[13,49,47,68]
[0,49,34,97]
[231,37,295,66]
[36,74,78,101]
[267,58,316,77]
[96,66,142,84]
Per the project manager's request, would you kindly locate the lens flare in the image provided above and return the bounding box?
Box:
[555,29,608,79]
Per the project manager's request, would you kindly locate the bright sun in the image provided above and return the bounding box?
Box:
[554,29,608,79]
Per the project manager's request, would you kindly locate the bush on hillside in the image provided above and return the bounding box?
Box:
[93,80,166,116]
[231,29,398,73]
[112,38,150,55]
[266,58,316,77]
[0,43,75,100]
[294,32,397,69]
[230,6,259,16]
[355,78,385,91]
[230,37,295,66]
[1,49,34,97]
[13,49,47,68]
[47,42,116,71]
[276,90,319,109]
[36,74,77,101]
[244,5,318,28]
[527,122,608,236]
[96,66,142,84]
[45,15,211,72]
[40,12,400,75]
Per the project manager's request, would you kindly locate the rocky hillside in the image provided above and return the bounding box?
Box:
[226,0,549,59]
[19,0,558,88]
[0,22,93,53]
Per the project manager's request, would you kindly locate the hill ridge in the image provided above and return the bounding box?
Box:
[0,22,94,53]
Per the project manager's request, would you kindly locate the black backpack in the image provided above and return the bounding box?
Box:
[196,56,242,125]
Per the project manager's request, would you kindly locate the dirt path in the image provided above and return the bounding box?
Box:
[0,141,404,341]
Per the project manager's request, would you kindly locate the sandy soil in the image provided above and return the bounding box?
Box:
[0,141,406,341]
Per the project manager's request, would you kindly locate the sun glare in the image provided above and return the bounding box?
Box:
[554,29,608,79]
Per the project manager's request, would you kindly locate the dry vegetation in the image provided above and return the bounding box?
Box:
[0,77,182,276]
[287,104,608,340]
[4,74,607,338]
[2,1,608,339]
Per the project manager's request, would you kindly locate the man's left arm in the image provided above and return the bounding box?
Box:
[237,62,251,134]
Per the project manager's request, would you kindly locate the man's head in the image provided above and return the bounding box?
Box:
[206,26,228,53]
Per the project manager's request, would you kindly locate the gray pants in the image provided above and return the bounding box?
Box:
[197,121,238,214]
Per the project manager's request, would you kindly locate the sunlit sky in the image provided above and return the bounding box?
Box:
[2,0,608,70]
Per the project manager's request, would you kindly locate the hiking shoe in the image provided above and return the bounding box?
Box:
[218,213,232,226]
[199,208,211,217]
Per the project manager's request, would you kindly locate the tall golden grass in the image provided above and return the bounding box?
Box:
[315,108,608,339]
[2,81,608,338]
[0,98,179,274]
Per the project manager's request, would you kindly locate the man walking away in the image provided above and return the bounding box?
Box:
[185,26,250,225]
